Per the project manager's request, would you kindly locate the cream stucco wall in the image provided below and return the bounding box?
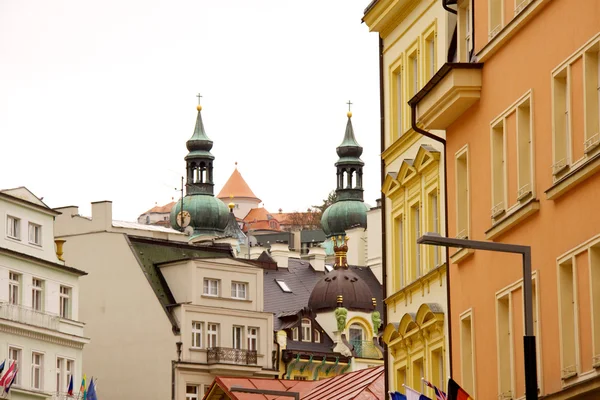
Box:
[366,206,383,283]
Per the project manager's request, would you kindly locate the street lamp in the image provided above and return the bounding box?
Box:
[417,232,538,400]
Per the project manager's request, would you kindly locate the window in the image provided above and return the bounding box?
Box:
[9,272,20,305]
[314,329,321,343]
[32,278,43,311]
[553,67,570,175]
[459,0,473,61]
[489,0,503,39]
[456,147,470,238]
[207,324,218,348]
[247,327,258,351]
[233,326,243,350]
[408,48,419,99]
[559,258,577,378]
[28,223,42,245]
[396,366,407,394]
[294,376,308,381]
[591,244,600,367]
[191,322,203,348]
[301,318,312,342]
[203,279,218,296]
[291,327,298,341]
[412,357,424,393]
[56,358,73,395]
[275,279,292,293]
[431,348,444,394]
[6,215,20,239]
[460,312,475,396]
[9,347,21,385]
[59,286,71,318]
[497,295,512,397]
[349,323,365,345]
[32,352,44,390]
[583,43,600,153]
[411,204,421,280]
[186,385,199,400]
[491,118,506,217]
[395,66,403,137]
[428,192,440,267]
[231,282,247,300]
[396,215,405,288]
[516,98,533,199]
[424,28,436,82]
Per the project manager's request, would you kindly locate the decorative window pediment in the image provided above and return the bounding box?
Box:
[382,172,400,197]
[398,160,418,185]
[413,145,440,172]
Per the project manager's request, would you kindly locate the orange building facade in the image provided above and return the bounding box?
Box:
[411,0,600,399]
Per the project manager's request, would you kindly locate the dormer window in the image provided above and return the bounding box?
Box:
[301,318,312,342]
[28,223,42,246]
[291,327,298,341]
[314,329,321,343]
[6,216,20,239]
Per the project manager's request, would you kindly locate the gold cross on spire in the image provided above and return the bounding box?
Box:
[196,93,203,111]
[346,100,353,118]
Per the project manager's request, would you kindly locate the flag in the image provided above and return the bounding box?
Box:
[0,360,5,375]
[390,391,407,400]
[4,369,17,394]
[405,385,432,400]
[67,375,74,395]
[423,378,448,400]
[447,378,474,400]
[86,378,98,400]
[0,361,15,386]
[79,374,87,398]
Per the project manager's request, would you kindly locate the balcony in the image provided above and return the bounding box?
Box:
[207,347,257,365]
[0,302,59,330]
[410,63,483,131]
[350,340,382,359]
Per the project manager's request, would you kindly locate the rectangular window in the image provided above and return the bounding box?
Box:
[491,119,506,217]
[428,192,440,268]
[9,272,20,305]
[191,321,203,348]
[207,323,218,348]
[412,204,421,280]
[314,329,321,343]
[32,352,44,390]
[412,357,424,393]
[553,67,570,175]
[233,326,243,350]
[292,327,298,341]
[489,0,503,39]
[248,327,258,351]
[32,278,43,311]
[396,68,403,137]
[6,215,20,239]
[56,358,73,395]
[396,366,407,394]
[186,385,199,400]
[516,98,533,199]
[56,358,62,394]
[591,244,600,367]
[301,319,311,342]
[28,222,42,245]
[231,282,247,299]
[460,312,475,396]
[396,215,404,289]
[275,279,292,293]
[203,279,218,296]
[459,0,473,62]
[583,43,600,153]
[559,258,577,378]
[9,347,21,385]
[66,360,74,394]
[456,147,469,239]
[431,348,444,394]
[424,30,436,82]
[497,295,512,398]
[408,50,419,98]
[59,286,71,319]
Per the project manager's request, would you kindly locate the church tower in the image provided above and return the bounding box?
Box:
[170,97,230,240]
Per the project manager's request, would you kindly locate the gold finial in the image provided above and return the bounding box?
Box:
[228,194,235,210]
[346,100,353,118]
[196,93,203,111]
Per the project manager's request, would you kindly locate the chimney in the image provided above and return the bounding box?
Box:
[270,242,289,268]
[249,245,266,260]
[91,201,113,231]
[345,227,366,266]
[307,246,326,272]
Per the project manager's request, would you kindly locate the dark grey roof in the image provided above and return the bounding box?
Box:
[264,259,383,330]
[223,211,246,243]
[300,230,326,243]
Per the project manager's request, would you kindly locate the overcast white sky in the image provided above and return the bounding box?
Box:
[0,0,380,221]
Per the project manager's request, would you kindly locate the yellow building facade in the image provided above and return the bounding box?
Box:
[363,0,453,396]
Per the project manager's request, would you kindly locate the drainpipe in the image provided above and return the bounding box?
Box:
[442,0,457,14]
[377,34,390,397]
[410,103,453,379]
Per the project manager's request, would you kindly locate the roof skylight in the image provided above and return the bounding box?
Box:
[275,279,292,293]
[324,265,333,272]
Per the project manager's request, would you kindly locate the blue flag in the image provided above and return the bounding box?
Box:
[390,392,407,400]
[0,360,5,375]
[67,375,74,395]
[86,378,98,400]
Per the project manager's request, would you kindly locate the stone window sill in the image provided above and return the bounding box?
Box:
[545,151,600,200]
[450,247,474,264]
[485,199,540,240]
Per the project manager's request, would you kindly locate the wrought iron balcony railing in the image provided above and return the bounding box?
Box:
[207,347,257,365]
[0,302,60,330]
[351,340,381,359]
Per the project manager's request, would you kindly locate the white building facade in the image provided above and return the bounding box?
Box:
[0,187,88,400]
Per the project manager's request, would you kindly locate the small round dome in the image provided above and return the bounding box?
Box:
[321,200,369,237]
[308,268,375,313]
[171,194,229,238]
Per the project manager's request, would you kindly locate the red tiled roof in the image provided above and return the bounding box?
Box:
[203,366,384,400]
[217,168,261,201]
[142,201,176,215]
[243,207,272,223]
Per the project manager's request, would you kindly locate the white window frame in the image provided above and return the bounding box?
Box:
[231,282,247,300]
[207,323,218,348]
[186,384,199,400]
[314,329,321,343]
[6,215,20,239]
[291,327,299,341]
[203,279,219,297]
[275,279,292,293]
[32,278,43,311]
[191,321,203,349]
[9,272,20,305]
[59,286,71,319]
[301,318,312,342]
[56,358,63,395]
[56,357,73,395]
[28,222,42,246]
[31,352,44,390]
[9,347,22,385]
[233,326,243,350]
[247,327,258,351]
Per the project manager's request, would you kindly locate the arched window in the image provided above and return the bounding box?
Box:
[291,327,298,341]
[301,318,312,342]
[314,329,321,343]
[349,323,365,344]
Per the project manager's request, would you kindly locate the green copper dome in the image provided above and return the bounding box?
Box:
[170,195,229,239]
[321,200,369,237]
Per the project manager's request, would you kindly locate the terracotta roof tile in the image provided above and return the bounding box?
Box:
[142,201,176,215]
[217,168,261,201]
